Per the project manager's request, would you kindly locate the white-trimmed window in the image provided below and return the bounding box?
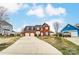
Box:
[45,27,48,30]
[27,27,29,30]
[41,33,43,36]
[37,27,40,30]
[31,27,34,30]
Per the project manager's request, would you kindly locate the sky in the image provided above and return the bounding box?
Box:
[0,3,79,32]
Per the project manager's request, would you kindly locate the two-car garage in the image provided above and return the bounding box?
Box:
[70,30,78,37]
[61,24,79,37]
[25,33,34,36]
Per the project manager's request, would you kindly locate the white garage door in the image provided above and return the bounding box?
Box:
[30,33,34,36]
[25,33,29,36]
[71,30,78,37]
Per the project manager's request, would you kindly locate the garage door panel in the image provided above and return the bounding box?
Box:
[25,33,29,36]
[30,33,34,36]
[25,33,34,36]
[71,30,78,37]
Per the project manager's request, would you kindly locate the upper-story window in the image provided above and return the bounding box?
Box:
[27,27,29,30]
[2,26,9,29]
[32,27,34,30]
[37,27,40,30]
[45,27,48,30]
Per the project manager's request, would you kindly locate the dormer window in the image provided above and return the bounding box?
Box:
[27,27,29,30]
[37,27,40,30]
[32,27,34,30]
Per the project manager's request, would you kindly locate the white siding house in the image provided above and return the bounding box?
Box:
[0,20,14,36]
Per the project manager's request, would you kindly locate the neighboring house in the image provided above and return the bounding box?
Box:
[0,20,14,36]
[21,23,52,36]
[61,24,79,37]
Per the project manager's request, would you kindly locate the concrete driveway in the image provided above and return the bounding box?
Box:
[0,36,62,55]
[66,37,79,45]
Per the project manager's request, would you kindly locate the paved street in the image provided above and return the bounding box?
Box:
[0,36,62,55]
[66,37,79,45]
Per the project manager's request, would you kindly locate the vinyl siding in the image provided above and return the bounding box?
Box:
[61,24,79,37]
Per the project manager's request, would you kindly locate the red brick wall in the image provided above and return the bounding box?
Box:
[41,26,50,36]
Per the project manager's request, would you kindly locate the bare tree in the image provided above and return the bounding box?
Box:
[53,21,60,34]
[0,6,9,21]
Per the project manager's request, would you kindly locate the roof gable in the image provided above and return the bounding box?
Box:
[61,24,79,32]
[0,20,12,26]
[42,23,49,27]
[35,25,42,27]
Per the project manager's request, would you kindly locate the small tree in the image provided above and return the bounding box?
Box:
[0,6,9,21]
[53,21,60,36]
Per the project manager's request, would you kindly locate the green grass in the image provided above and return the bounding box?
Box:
[0,36,21,51]
[0,43,11,51]
[38,36,79,55]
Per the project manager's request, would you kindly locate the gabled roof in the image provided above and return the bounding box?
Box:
[23,23,49,32]
[35,25,42,27]
[24,26,34,30]
[24,23,49,29]
[0,20,12,26]
[42,23,49,27]
[25,26,34,27]
[43,23,48,25]
[61,24,79,32]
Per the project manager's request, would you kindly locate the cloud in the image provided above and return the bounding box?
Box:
[27,6,45,18]
[0,3,23,13]
[27,4,66,18]
[46,19,64,32]
[45,4,66,16]
[22,4,30,9]
[26,4,66,32]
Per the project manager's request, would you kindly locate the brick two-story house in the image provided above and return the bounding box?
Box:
[21,23,50,36]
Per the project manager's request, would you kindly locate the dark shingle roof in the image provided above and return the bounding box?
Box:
[35,25,42,27]
[43,23,48,25]
[23,23,49,31]
[42,23,49,27]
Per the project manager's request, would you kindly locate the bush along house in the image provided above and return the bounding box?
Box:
[61,24,79,37]
[21,23,52,36]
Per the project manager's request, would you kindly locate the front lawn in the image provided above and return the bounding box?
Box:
[0,36,21,51]
[38,36,79,55]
